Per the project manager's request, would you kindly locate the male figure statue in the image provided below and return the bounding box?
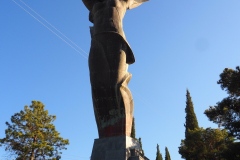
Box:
[83,0,147,138]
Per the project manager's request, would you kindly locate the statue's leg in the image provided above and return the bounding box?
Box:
[89,36,110,136]
[89,33,133,138]
[103,34,134,137]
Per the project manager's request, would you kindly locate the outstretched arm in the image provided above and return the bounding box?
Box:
[82,0,98,11]
[127,0,148,9]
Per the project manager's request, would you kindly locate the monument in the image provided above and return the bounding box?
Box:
[82,0,148,159]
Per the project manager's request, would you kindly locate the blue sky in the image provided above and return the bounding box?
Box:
[1,0,240,159]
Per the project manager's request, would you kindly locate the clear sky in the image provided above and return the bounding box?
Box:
[1,0,240,159]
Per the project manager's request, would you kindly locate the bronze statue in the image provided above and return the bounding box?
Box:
[83,0,147,138]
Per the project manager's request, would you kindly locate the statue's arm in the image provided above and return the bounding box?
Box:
[128,0,149,9]
[82,0,97,11]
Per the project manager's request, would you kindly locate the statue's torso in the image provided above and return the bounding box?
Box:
[91,0,127,38]
[89,0,135,64]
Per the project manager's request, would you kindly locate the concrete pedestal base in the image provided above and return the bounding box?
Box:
[90,136,141,160]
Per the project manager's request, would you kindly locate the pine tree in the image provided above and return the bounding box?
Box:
[131,117,136,139]
[0,101,69,160]
[156,144,163,160]
[179,127,233,160]
[205,66,240,140]
[165,147,171,160]
[185,89,199,136]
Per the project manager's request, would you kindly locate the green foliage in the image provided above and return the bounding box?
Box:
[131,117,136,139]
[165,147,171,160]
[179,90,200,160]
[222,142,240,160]
[218,66,240,96]
[138,137,144,156]
[179,128,233,160]
[179,90,235,160]
[156,144,163,160]
[205,66,240,140]
[0,101,69,160]
[185,90,199,137]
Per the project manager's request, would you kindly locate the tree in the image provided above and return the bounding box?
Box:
[138,137,144,156]
[156,144,163,160]
[165,147,171,160]
[205,66,240,140]
[222,141,240,160]
[0,101,69,160]
[131,117,136,139]
[179,90,199,160]
[179,128,233,160]
[179,90,234,160]
[185,90,199,136]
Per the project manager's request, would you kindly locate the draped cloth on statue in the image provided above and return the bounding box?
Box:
[89,33,133,137]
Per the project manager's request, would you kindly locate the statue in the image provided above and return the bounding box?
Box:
[83,0,148,138]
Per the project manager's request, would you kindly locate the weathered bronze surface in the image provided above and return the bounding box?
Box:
[83,0,147,138]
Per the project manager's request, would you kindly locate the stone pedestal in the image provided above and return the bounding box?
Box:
[90,136,142,160]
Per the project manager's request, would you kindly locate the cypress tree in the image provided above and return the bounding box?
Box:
[156,144,163,160]
[165,147,171,160]
[131,117,136,139]
[185,89,199,136]
[179,90,200,160]
[138,137,144,156]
